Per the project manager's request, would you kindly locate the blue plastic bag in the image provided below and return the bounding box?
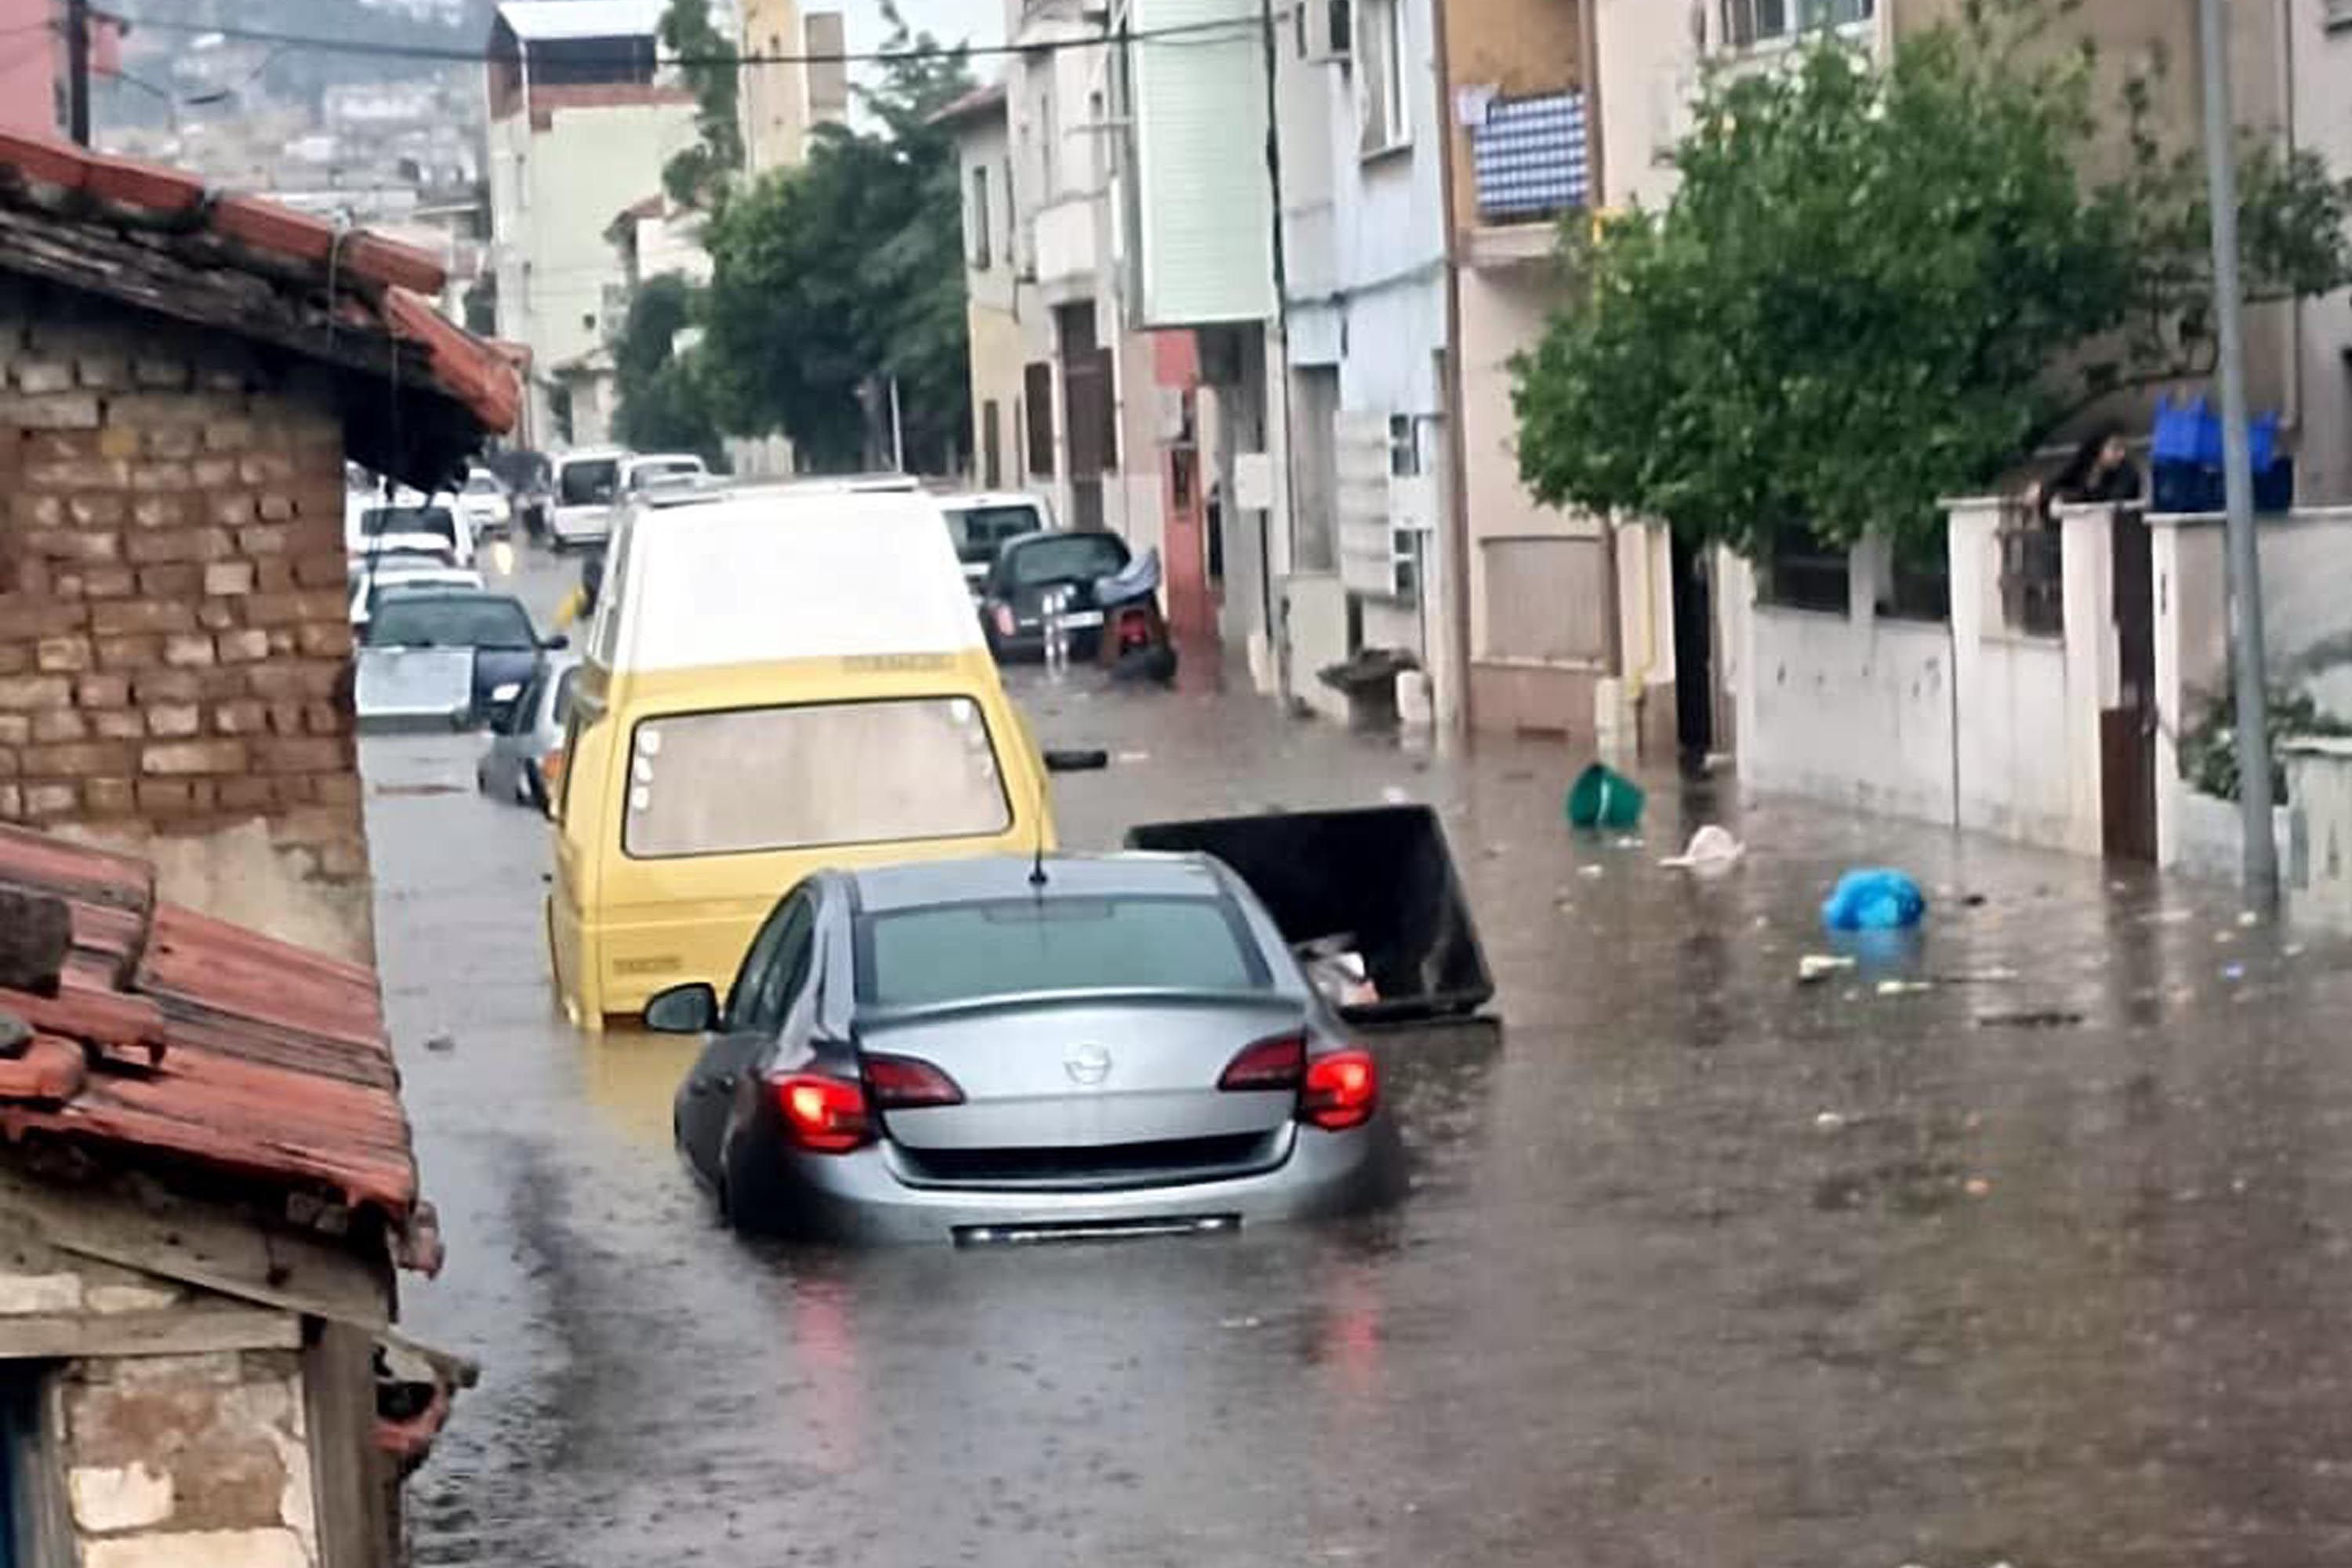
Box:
[1821,869,1927,933]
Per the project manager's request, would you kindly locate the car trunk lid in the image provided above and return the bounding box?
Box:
[860,992,1308,1152]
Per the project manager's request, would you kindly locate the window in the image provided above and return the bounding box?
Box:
[968,165,992,270]
[942,502,1041,568]
[981,400,1003,488]
[622,698,1012,859]
[727,891,815,1033]
[1023,362,1055,475]
[1356,0,1409,155]
[557,458,619,506]
[1759,524,1849,613]
[1388,413,1421,477]
[1002,532,1129,590]
[1719,0,1872,49]
[860,897,1268,1008]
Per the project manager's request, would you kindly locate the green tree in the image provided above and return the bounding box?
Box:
[1512,0,2352,556]
[660,0,744,208]
[612,273,727,466]
[700,5,972,472]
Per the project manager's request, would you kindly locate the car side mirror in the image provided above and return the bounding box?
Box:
[643,982,719,1034]
[543,633,571,651]
[1043,748,1109,774]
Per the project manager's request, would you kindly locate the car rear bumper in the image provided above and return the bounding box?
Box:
[731,1120,1401,1243]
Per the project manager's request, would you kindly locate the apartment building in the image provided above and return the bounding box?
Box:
[485,0,701,445]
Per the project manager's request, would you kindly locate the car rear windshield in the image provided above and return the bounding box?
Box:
[1005,533,1127,588]
[630,459,702,488]
[622,697,1011,860]
[365,597,535,650]
[859,896,1265,1008]
[463,473,503,495]
[361,506,458,547]
[559,459,619,506]
[944,504,1042,565]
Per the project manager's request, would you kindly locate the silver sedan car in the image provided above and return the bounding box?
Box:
[651,854,1401,1243]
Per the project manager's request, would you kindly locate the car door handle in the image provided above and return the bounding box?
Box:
[688,1074,724,1096]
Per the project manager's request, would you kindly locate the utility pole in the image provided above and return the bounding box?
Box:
[65,0,91,147]
[2198,0,2278,908]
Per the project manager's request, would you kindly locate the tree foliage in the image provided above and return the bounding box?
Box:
[1512,0,2352,555]
[660,0,744,209]
[612,273,726,466]
[700,5,972,472]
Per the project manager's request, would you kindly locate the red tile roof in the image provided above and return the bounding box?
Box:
[0,127,517,445]
[0,825,426,1263]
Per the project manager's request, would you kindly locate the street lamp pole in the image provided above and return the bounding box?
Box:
[2196,0,2278,908]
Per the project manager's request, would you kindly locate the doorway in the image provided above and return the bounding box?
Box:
[2103,508,2159,861]
[1671,534,1714,762]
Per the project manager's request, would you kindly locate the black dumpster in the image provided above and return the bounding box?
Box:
[1127,805,1494,1025]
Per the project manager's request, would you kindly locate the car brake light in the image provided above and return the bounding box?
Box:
[1218,1033,1306,1091]
[1301,1049,1377,1131]
[541,748,566,793]
[862,1053,965,1109]
[772,1074,872,1153]
[992,603,1017,637]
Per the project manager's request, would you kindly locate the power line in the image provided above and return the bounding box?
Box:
[96,9,1270,70]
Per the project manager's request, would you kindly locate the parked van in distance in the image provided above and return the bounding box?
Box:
[546,488,1064,1028]
[549,448,627,548]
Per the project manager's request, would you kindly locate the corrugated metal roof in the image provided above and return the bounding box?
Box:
[498,0,668,42]
[0,825,420,1239]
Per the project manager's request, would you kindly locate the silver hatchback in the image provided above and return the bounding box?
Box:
[652,854,1401,1243]
[475,652,580,810]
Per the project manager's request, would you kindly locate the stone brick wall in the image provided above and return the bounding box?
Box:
[64,1348,319,1568]
[0,281,374,960]
[0,1239,325,1568]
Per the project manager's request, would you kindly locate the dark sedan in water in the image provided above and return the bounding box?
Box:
[979,529,1131,661]
[361,590,557,729]
[652,853,1399,1243]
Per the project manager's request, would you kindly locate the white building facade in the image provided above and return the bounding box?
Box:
[485,0,701,447]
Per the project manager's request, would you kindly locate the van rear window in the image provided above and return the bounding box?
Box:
[621,698,1012,859]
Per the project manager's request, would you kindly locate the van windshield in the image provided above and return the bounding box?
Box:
[622,698,1011,859]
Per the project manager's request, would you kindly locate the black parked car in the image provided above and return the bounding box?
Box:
[361,590,561,728]
[980,530,1131,662]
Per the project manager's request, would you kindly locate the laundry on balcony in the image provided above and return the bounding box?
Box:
[1470,90,1591,222]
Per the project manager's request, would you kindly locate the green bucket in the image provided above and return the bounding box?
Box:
[1566,763,1645,829]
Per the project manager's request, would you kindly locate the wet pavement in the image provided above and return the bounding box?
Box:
[377,546,2352,1567]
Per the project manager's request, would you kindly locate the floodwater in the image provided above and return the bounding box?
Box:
[376,550,2352,1567]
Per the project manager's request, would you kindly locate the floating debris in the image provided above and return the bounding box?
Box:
[1975,1009,2084,1029]
[1798,953,1857,985]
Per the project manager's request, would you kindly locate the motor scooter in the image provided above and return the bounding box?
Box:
[1091,547,1177,684]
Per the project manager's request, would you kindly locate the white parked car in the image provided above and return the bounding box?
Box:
[457,468,514,539]
[350,500,471,569]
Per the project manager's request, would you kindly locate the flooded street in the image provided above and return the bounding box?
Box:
[375,557,2352,1568]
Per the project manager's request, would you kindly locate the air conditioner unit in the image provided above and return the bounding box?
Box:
[1306,0,1352,62]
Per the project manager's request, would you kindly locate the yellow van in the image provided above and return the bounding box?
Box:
[547,486,1058,1028]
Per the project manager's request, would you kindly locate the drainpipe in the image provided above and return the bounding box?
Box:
[1430,0,1475,734]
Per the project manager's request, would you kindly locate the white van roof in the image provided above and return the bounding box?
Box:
[593,490,980,673]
